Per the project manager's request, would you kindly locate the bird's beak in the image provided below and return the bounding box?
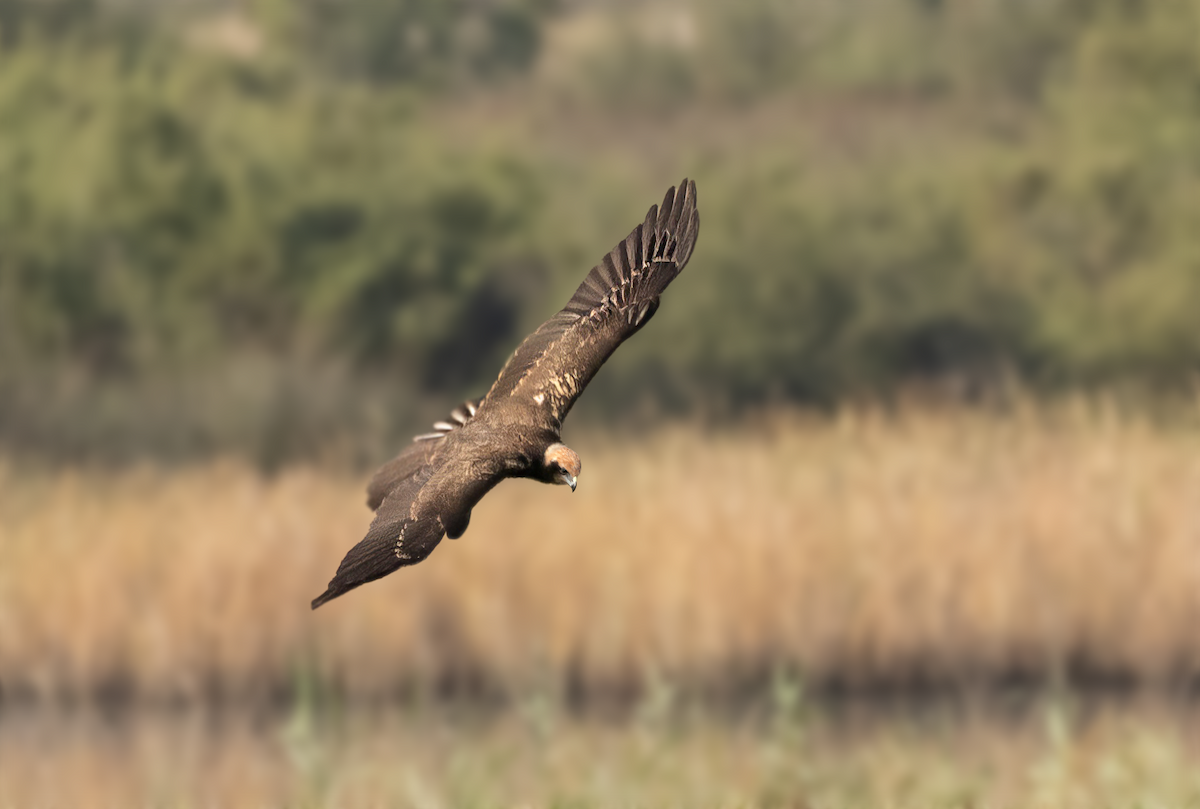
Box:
[566,474,577,492]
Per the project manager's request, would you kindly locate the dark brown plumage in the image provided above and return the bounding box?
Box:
[312,179,700,609]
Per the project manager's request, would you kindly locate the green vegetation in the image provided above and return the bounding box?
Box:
[4,699,1200,808]
[1,0,1198,461]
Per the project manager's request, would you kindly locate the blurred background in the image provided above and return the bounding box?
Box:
[3,0,1200,805]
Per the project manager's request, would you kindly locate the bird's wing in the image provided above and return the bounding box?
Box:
[365,397,483,511]
[313,432,502,608]
[312,471,446,609]
[482,179,699,426]
[313,398,492,608]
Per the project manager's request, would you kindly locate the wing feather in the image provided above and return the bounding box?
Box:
[312,473,446,609]
[314,437,510,608]
[366,396,483,510]
[317,394,509,607]
[484,179,699,423]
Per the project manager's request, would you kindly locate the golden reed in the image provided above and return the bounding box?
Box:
[3,404,1199,702]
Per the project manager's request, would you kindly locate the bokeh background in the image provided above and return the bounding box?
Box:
[3,0,1200,806]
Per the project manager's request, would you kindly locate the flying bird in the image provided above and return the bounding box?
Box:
[312,179,699,609]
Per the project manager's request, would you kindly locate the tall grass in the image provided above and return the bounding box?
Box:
[3,404,1200,702]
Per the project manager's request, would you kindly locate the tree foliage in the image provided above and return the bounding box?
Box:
[2,0,1198,460]
[0,42,542,390]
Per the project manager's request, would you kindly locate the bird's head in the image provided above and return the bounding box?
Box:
[543,443,581,492]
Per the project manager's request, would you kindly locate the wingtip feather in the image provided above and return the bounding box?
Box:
[482,177,700,417]
[311,589,337,610]
[642,202,659,241]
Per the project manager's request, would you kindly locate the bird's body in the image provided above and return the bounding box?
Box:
[313,179,699,608]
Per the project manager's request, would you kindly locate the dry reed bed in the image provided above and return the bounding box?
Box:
[2,407,1200,701]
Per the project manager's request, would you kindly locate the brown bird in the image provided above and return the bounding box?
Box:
[312,179,699,608]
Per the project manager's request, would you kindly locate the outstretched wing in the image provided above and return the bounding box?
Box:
[365,397,483,511]
[311,471,447,609]
[483,179,699,426]
[313,398,488,609]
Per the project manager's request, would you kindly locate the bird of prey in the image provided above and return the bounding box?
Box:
[312,179,699,609]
